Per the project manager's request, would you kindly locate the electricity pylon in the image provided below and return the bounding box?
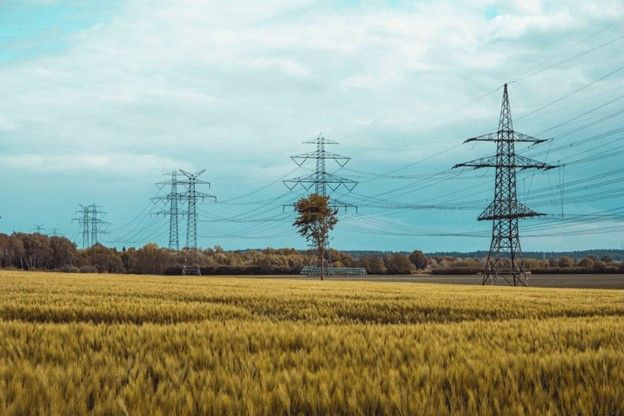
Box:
[283,135,358,210]
[453,84,557,286]
[153,170,182,251]
[32,224,46,234]
[74,205,90,249]
[73,204,108,249]
[283,135,358,276]
[89,204,108,246]
[178,170,216,275]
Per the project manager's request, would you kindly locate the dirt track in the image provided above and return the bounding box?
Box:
[309,274,624,289]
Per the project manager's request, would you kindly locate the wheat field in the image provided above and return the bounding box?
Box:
[0,271,622,415]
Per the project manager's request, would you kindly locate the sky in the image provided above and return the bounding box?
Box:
[0,0,623,252]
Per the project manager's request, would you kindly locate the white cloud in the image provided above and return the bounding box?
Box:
[0,153,190,177]
[1,0,623,249]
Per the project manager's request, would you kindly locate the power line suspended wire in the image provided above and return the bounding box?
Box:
[349,78,624,210]
[510,32,624,84]
[199,192,297,222]
[516,64,624,123]
[530,92,624,137]
[510,17,624,84]
[105,220,162,245]
[220,35,616,212]
[347,120,624,213]
[339,167,469,180]
[337,28,624,238]
[217,165,302,203]
[524,224,624,238]
[200,216,290,239]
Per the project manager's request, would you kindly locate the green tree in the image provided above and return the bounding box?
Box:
[293,194,338,280]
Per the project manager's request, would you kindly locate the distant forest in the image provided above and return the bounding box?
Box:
[1,233,623,275]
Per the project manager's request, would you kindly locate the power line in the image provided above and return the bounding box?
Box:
[511,32,624,84]
[152,170,182,251]
[283,134,358,275]
[454,84,557,286]
[516,64,624,122]
[73,204,108,249]
[178,169,216,275]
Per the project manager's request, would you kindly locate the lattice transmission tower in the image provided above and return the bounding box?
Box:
[32,224,46,234]
[73,204,108,249]
[283,135,358,209]
[178,170,216,275]
[283,135,358,273]
[453,84,557,286]
[153,170,182,251]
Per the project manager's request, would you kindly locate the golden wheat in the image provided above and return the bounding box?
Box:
[0,270,622,415]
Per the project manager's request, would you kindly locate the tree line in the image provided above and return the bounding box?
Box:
[0,232,427,275]
[0,232,621,275]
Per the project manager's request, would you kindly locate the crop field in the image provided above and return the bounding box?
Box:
[0,271,623,415]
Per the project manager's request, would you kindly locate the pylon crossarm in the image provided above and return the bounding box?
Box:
[464,133,497,144]
[282,180,301,190]
[454,154,557,170]
[292,151,350,162]
[302,138,339,145]
[195,192,216,200]
[514,155,558,170]
[453,155,497,169]
[464,132,549,144]
[478,201,546,220]
[514,132,549,144]
[179,169,206,178]
[327,198,358,211]
[284,172,357,186]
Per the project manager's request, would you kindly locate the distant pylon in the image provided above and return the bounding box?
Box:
[453,84,557,286]
[153,170,182,251]
[178,170,216,275]
[89,204,108,246]
[73,205,90,249]
[32,224,46,234]
[73,204,108,249]
[283,134,358,276]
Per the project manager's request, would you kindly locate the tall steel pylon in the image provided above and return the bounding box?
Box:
[89,204,108,246]
[178,170,216,275]
[454,84,557,286]
[74,205,90,249]
[283,135,358,209]
[73,204,108,249]
[283,135,358,275]
[153,170,182,251]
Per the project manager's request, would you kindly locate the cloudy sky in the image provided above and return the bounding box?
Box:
[1,0,623,252]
